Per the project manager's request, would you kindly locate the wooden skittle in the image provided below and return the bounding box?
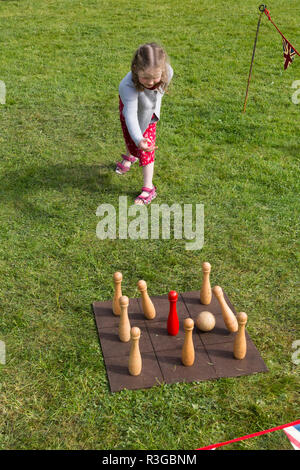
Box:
[212,285,238,333]
[118,295,131,342]
[233,312,248,359]
[181,318,195,366]
[200,262,212,305]
[128,327,142,376]
[112,271,122,316]
[137,280,156,320]
[167,290,179,336]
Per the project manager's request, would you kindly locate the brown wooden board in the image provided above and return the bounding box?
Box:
[92,290,268,393]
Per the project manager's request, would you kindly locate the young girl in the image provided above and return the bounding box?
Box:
[116,43,173,205]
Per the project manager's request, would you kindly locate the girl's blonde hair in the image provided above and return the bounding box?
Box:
[131,43,170,93]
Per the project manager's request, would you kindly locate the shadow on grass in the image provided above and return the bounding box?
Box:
[0,161,141,222]
[0,161,140,202]
[270,144,300,158]
[0,162,127,195]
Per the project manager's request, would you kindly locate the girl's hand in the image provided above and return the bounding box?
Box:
[138,138,158,152]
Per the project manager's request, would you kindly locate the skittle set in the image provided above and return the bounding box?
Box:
[92,263,268,392]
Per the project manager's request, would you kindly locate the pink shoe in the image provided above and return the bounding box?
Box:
[116,154,138,174]
[134,186,157,205]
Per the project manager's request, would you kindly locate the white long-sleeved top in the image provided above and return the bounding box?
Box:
[119,64,173,146]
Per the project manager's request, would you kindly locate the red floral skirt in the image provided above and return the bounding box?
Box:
[119,97,156,167]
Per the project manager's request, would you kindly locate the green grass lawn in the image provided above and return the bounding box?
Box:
[0,0,299,450]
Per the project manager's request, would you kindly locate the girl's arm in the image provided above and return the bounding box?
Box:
[119,79,144,147]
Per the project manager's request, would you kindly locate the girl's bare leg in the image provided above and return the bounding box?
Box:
[135,161,155,205]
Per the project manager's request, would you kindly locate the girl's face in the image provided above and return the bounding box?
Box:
[137,67,162,89]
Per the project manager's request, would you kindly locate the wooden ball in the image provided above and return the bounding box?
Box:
[196,311,216,332]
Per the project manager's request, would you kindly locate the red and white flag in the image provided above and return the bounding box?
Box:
[197,420,300,450]
[283,424,300,450]
[263,8,300,69]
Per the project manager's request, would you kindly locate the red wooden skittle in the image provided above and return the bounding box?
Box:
[167,290,179,336]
